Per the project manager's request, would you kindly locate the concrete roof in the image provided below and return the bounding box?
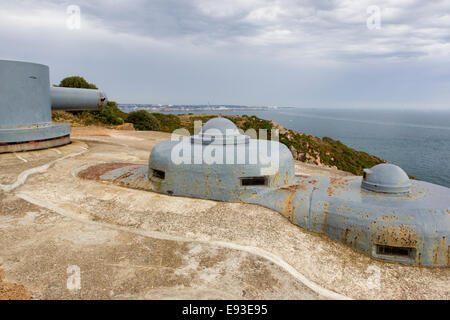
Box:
[0,127,448,299]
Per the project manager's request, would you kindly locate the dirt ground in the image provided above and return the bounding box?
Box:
[0,126,448,300]
[0,268,31,300]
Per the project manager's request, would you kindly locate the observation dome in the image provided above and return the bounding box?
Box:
[191,117,249,145]
[361,163,411,194]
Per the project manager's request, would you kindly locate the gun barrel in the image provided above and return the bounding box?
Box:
[51,86,108,111]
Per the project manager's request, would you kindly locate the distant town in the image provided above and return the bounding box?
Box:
[118,104,290,113]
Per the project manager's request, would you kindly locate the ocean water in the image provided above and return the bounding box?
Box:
[137,108,450,188]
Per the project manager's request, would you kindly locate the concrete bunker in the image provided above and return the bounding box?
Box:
[0,60,107,153]
[77,117,450,267]
[147,117,294,201]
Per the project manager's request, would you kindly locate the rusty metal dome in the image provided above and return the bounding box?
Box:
[361,163,411,194]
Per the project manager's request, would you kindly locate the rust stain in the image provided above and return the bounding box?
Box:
[0,268,31,300]
[341,227,361,248]
[375,224,418,247]
[343,228,350,244]
[430,236,448,266]
[122,176,150,189]
[272,171,280,186]
[114,171,132,182]
[78,163,134,180]
[433,252,438,265]
[279,180,309,192]
[327,177,350,197]
[381,215,398,223]
[321,202,329,233]
[282,191,295,221]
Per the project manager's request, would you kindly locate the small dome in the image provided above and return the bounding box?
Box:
[361,163,411,194]
[192,117,249,145]
[201,117,240,136]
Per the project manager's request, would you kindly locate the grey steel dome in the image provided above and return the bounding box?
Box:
[192,117,249,145]
[201,117,240,135]
[147,116,295,201]
[361,163,411,194]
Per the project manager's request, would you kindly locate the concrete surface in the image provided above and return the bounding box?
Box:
[0,127,448,300]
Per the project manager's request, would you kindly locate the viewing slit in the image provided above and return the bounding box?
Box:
[152,169,165,179]
[376,244,414,258]
[240,176,267,186]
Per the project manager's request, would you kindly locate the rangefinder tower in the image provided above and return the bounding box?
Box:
[0,59,107,153]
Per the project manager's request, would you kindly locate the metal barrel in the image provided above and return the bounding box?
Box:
[51,86,108,111]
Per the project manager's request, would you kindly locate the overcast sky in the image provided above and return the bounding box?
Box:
[1,0,449,109]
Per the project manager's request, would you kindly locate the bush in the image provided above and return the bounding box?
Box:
[57,76,97,89]
[152,113,182,132]
[91,101,126,125]
[125,110,161,131]
[67,101,124,126]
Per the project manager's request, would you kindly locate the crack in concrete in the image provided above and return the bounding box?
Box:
[0,148,88,193]
[14,153,28,163]
[15,192,351,300]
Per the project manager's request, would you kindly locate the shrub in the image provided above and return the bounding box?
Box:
[57,76,97,89]
[152,113,182,132]
[91,101,126,125]
[125,110,161,131]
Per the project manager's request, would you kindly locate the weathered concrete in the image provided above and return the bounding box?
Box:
[82,118,449,267]
[0,127,448,299]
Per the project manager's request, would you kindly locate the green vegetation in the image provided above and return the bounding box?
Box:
[53,101,126,126]
[151,113,181,132]
[278,132,384,175]
[237,115,273,133]
[56,76,98,89]
[124,110,161,131]
[89,101,126,125]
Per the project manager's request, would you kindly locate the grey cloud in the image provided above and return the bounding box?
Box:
[0,0,449,108]
[7,0,449,62]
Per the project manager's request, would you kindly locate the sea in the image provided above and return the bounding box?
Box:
[121,107,450,188]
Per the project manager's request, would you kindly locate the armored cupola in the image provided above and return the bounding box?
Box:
[361,163,411,194]
[191,117,249,145]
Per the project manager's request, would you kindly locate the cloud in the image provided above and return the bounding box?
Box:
[0,0,449,108]
[3,0,449,62]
